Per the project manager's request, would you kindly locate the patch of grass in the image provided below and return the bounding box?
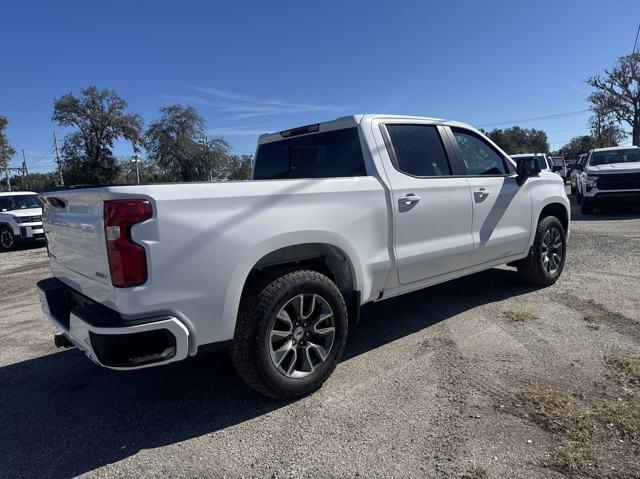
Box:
[583,313,603,330]
[606,354,640,387]
[513,354,640,478]
[502,309,537,322]
[460,464,489,479]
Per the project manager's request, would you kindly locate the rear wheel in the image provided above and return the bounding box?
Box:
[0,225,15,251]
[518,216,566,286]
[231,268,348,399]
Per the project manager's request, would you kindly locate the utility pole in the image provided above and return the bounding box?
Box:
[53,131,64,186]
[21,150,28,189]
[132,155,141,184]
[3,162,10,192]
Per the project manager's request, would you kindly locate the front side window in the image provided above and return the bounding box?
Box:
[0,195,41,212]
[452,129,507,175]
[253,127,366,180]
[385,124,452,176]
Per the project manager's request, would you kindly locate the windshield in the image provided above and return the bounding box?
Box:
[0,195,42,212]
[589,149,640,166]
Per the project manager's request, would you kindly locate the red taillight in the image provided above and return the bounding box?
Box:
[104,200,153,288]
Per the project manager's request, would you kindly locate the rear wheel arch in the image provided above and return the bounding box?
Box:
[242,243,359,308]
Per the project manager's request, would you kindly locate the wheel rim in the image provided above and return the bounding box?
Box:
[541,227,563,275]
[0,228,13,249]
[269,293,336,379]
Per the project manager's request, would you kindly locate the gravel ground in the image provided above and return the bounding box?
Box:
[1,193,639,479]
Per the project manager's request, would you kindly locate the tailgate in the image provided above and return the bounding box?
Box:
[40,190,113,301]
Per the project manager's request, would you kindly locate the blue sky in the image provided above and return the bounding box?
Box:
[2,0,640,173]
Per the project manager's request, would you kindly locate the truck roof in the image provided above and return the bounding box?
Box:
[257,114,453,144]
[510,153,547,158]
[0,191,37,197]
[589,146,640,153]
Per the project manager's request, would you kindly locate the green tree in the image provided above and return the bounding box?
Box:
[52,86,143,185]
[555,135,596,161]
[145,105,230,181]
[227,155,253,180]
[587,53,640,146]
[589,106,626,148]
[0,116,16,178]
[486,126,550,154]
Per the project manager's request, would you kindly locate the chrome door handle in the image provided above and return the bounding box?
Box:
[399,194,421,205]
[474,188,489,198]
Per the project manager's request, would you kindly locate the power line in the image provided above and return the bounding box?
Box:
[633,22,640,54]
[477,109,592,128]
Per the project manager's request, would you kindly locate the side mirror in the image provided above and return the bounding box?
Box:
[515,157,542,186]
[552,165,563,173]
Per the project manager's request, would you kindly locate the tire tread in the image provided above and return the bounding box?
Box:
[230,268,347,399]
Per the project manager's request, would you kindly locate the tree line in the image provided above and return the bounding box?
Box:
[2,52,639,189]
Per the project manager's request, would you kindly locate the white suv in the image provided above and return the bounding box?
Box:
[0,192,45,251]
[576,146,640,214]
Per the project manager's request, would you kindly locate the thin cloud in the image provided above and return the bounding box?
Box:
[187,85,349,119]
[208,125,273,136]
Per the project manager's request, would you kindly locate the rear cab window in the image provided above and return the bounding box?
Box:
[253,127,366,180]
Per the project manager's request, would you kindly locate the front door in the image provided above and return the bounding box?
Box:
[447,127,532,266]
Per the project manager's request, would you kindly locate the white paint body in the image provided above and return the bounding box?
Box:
[39,114,570,365]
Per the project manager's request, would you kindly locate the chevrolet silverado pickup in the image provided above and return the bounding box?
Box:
[37,114,570,398]
[575,146,640,214]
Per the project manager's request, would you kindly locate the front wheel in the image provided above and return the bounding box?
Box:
[518,216,566,286]
[231,269,348,399]
[0,225,15,251]
[581,198,594,215]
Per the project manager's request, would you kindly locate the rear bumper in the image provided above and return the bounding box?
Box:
[37,277,190,370]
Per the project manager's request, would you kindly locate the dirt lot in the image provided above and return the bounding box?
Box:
[1,194,639,479]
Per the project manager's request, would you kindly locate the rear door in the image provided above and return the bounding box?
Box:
[375,120,474,285]
[446,127,532,266]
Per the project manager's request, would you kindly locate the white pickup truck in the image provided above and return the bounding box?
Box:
[574,146,640,214]
[38,114,570,398]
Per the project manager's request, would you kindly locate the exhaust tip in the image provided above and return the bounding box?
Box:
[54,333,74,349]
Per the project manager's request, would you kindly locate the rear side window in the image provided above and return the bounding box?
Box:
[253,128,366,180]
[385,124,452,176]
[452,129,507,175]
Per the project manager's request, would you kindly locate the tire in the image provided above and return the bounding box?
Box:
[230,268,348,399]
[0,225,15,251]
[517,216,566,286]
[581,199,594,215]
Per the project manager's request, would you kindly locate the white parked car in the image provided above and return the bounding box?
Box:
[0,191,45,251]
[37,114,570,398]
[549,156,568,182]
[570,153,588,196]
[576,146,640,214]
